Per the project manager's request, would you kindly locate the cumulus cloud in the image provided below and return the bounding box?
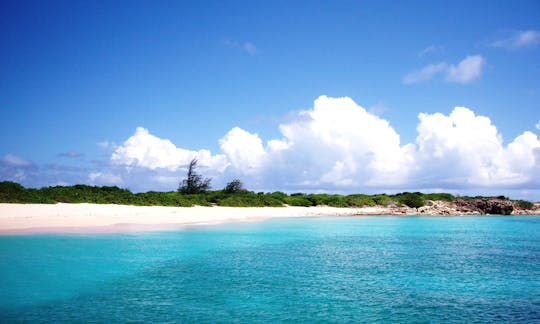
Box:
[415,107,540,186]
[219,127,267,172]
[108,96,540,195]
[404,55,484,84]
[536,120,540,131]
[272,96,414,187]
[490,30,540,49]
[111,127,228,172]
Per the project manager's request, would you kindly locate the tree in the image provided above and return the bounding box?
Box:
[224,179,245,194]
[399,192,425,208]
[178,158,211,194]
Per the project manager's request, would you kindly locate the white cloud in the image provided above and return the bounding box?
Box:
[88,172,122,185]
[403,62,448,84]
[491,30,540,49]
[97,141,116,149]
[445,55,485,84]
[222,39,258,55]
[219,127,267,172]
[109,97,540,194]
[415,107,540,186]
[404,55,484,84]
[111,127,228,172]
[418,45,442,57]
[2,154,32,167]
[368,102,390,116]
[536,120,540,131]
[272,96,415,187]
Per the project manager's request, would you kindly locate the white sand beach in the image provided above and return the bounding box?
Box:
[3,202,536,234]
[0,203,391,234]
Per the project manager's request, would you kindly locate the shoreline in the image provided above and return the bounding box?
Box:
[0,203,374,234]
[1,203,538,234]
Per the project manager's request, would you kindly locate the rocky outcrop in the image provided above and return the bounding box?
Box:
[453,198,514,215]
[382,198,534,216]
[417,200,478,215]
[512,202,540,215]
[352,198,538,216]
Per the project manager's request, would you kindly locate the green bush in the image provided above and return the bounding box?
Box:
[285,196,313,207]
[516,199,534,210]
[369,194,391,206]
[1,181,531,210]
[217,192,284,207]
[224,179,245,194]
[0,182,55,203]
[306,194,347,207]
[267,191,288,203]
[397,192,425,208]
[424,193,455,202]
[345,194,376,207]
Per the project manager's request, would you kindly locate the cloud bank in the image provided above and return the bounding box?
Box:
[110,96,540,194]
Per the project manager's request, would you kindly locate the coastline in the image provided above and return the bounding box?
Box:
[0,203,375,234]
[1,202,538,234]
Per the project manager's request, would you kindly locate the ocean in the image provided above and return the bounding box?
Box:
[1,216,539,322]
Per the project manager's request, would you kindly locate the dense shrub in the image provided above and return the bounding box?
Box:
[305,194,348,207]
[345,194,376,207]
[397,192,425,208]
[285,196,313,207]
[217,192,283,207]
[423,193,455,202]
[371,194,392,206]
[224,179,245,194]
[516,199,534,210]
[1,181,534,210]
[267,191,288,203]
[0,181,54,203]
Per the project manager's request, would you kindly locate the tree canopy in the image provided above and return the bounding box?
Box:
[224,179,245,194]
[178,158,211,194]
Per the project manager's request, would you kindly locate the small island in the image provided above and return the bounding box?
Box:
[1,178,539,234]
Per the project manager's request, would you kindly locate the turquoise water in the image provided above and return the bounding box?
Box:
[1,216,539,322]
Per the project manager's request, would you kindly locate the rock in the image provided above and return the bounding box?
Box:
[455,198,514,215]
[512,202,540,215]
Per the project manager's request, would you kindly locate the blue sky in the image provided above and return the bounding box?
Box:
[1,1,540,199]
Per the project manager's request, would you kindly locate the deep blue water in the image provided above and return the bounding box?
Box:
[1,216,539,322]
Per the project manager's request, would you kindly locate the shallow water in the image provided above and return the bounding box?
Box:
[1,216,539,322]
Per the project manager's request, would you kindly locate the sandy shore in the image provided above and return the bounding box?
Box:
[0,203,390,234]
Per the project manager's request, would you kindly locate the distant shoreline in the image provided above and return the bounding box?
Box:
[1,202,539,234]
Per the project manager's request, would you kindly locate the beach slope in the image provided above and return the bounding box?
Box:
[0,203,385,233]
[1,201,538,234]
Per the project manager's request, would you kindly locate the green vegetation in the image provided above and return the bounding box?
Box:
[178,158,211,194]
[516,199,534,210]
[224,179,246,194]
[395,192,425,208]
[0,180,534,209]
